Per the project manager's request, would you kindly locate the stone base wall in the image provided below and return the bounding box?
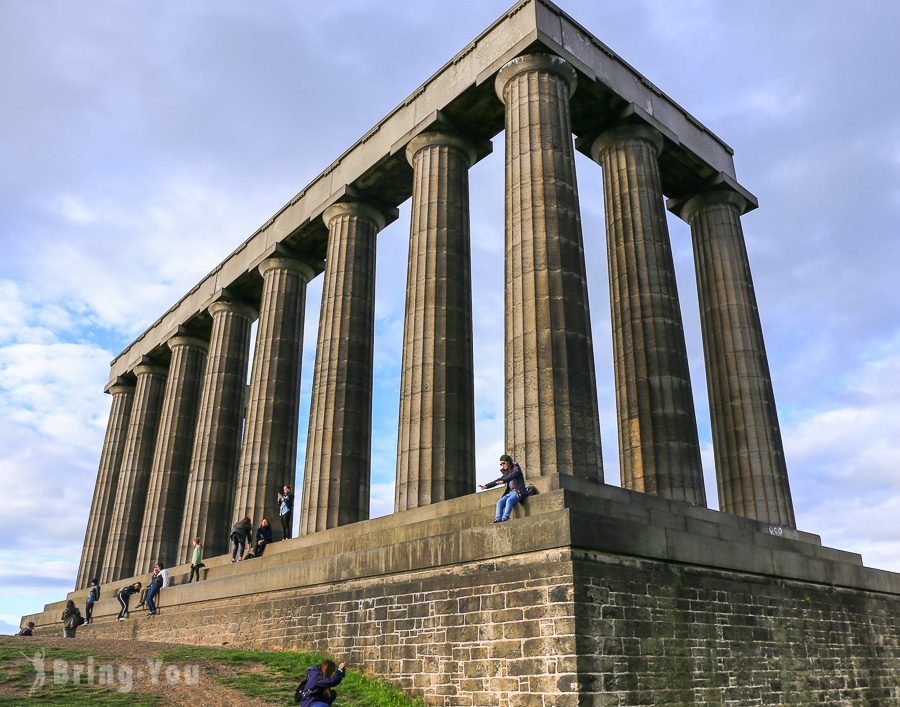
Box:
[53,549,580,707]
[25,477,900,705]
[574,550,900,706]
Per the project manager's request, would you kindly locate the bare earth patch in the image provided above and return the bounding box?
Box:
[0,635,276,705]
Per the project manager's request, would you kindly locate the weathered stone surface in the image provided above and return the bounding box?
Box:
[136,334,208,573]
[591,123,705,505]
[235,257,314,530]
[179,299,256,560]
[75,379,135,589]
[395,131,477,511]
[101,361,167,582]
[29,479,900,705]
[301,202,385,533]
[495,53,602,479]
[682,189,795,527]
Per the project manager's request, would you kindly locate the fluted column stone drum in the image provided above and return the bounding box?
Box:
[75,379,135,589]
[591,123,705,505]
[135,335,208,572]
[395,132,477,512]
[234,257,314,533]
[494,53,603,480]
[301,201,384,534]
[179,299,257,559]
[101,361,168,582]
[682,189,795,526]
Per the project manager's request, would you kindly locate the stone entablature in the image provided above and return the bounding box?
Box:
[104,0,747,387]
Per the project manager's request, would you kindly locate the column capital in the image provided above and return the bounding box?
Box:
[208,298,258,321]
[323,201,387,231]
[132,360,167,378]
[590,122,664,162]
[681,189,749,224]
[167,334,209,353]
[107,379,135,396]
[405,131,478,168]
[258,256,316,282]
[495,53,577,104]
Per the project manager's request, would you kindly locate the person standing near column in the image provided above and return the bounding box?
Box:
[188,538,204,582]
[277,485,294,540]
[84,578,100,624]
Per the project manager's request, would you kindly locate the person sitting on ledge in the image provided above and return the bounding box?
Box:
[18,621,35,636]
[230,517,253,563]
[188,537,204,582]
[479,453,527,523]
[245,518,272,559]
[299,659,347,707]
[116,581,141,620]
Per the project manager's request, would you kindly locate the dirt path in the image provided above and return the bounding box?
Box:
[0,635,279,705]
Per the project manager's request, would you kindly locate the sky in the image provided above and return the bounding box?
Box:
[1,0,899,634]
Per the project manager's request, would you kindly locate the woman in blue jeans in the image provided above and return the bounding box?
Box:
[480,454,526,523]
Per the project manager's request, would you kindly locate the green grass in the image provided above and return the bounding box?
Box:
[160,646,425,706]
[0,645,157,706]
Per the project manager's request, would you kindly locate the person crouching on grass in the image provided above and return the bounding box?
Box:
[479,454,526,523]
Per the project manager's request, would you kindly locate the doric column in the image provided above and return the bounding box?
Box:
[234,257,314,530]
[75,379,135,589]
[591,123,705,505]
[494,53,602,479]
[135,335,208,572]
[301,201,383,533]
[178,299,256,559]
[101,361,167,582]
[682,190,795,526]
[395,132,477,511]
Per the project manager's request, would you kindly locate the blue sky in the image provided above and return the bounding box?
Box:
[1,0,899,634]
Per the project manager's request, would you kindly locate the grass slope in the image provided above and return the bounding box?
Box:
[160,645,425,706]
[0,638,425,706]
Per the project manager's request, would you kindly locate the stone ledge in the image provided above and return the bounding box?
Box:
[28,475,898,633]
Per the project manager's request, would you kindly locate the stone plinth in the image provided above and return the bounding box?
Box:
[75,379,135,589]
[683,190,795,527]
[27,475,900,706]
[591,124,705,505]
[179,299,257,559]
[395,132,477,511]
[495,53,603,479]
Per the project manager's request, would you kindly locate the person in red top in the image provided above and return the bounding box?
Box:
[480,454,527,523]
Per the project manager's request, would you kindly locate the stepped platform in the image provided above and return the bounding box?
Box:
[22,476,900,705]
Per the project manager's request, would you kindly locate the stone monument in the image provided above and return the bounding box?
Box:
[24,1,899,704]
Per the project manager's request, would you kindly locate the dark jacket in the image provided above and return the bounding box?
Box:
[256,524,273,545]
[61,605,82,627]
[279,491,294,516]
[87,585,100,604]
[231,520,252,543]
[300,665,345,707]
[117,584,140,598]
[18,626,33,636]
[484,462,526,499]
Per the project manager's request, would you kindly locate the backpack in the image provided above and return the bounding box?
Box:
[523,484,538,498]
[293,675,308,703]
